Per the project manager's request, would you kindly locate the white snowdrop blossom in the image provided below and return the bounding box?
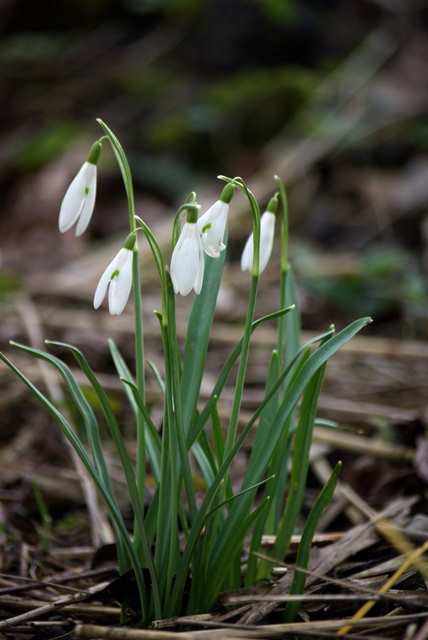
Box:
[94,247,133,315]
[197,200,229,258]
[171,222,205,295]
[241,210,276,274]
[59,142,101,236]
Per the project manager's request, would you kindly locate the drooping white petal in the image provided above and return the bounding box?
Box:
[108,250,133,315]
[258,211,276,273]
[197,200,229,258]
[240,211,276,274]
[59,162,97,234]
[171,223,205,295]
[240,232,253,272]
[93,248,125,309]
[194,235,205,294]
[75,165,97,236]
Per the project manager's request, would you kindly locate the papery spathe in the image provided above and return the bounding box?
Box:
[241,211,276,274]
[197,200,229,258]
[94,248,133,315]
[170,222,205,295]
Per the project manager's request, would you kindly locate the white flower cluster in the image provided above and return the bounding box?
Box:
[59,149,277,315]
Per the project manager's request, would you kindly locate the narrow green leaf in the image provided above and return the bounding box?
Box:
[206,317,371,574]
[188,305,295,448]
[210,396,224,467]
[0,350,150,621]
[202,497,271,609]
[10,341,114,503]
[204,475,275,521]
[147,359,165,394]
[44,340,162,614]
[274,362,326,561]
[245,348,280,585]
[284,462,342,622]
[108,339,161,482]
[181,248,226,435]
[120,378,162,481]
[280,266,301,367]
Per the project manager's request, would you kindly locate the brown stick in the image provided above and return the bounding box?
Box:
[75,613,428,639]
[0,581,114,630]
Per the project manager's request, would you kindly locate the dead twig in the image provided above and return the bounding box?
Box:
[0,581,117,630]
[239,496,415,624]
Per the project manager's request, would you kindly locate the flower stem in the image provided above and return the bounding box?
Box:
[223,179,261,456]
[96,119,146,553]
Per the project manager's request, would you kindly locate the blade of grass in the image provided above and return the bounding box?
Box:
[245,348,280,585]
[10,342,116,510]
[169,316,370,615]
[188,305,295,449]
[284,461,342,622]
[205,317,371,583]
[108,338,161,482]
[44,340,162,614]
[275,175,300,370]
[181,245,227,436]
[147,360,165,394]
[274,360,327,562]
[0,351,150,621]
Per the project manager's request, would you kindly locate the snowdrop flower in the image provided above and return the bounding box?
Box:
[59,141,101,236]
[241,194,278,274]
[197,184,234,258]
[94,234,135,315]
[171,210,205,296]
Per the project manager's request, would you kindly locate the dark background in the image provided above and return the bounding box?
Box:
[1,0,428,335]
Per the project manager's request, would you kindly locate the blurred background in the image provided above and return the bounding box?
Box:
[1,0,428,546]
[1,0,428,336]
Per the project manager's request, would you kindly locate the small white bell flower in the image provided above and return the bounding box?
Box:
[171,211,205,296]
[59,141,101,236]
[197,184,234,258]
[94,234,135,315]
[241,194,278,274]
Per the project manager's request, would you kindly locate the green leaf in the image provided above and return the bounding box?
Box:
[206,317,371,577]
[147,359,165,394]
[274,361,326,561]
[280,267,301,367]
[10,341,114,504]
[284,461,342,622]
[188,305,295,448]
[44,340,162,615]
[0,350,150,621]
[202,497,272,609]
[245,348,280,585]
[181,248,226,436]
[109,339,161,482]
